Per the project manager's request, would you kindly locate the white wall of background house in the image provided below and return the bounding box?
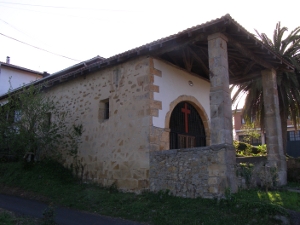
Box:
[152,59,211,129]
[0,57,44,96]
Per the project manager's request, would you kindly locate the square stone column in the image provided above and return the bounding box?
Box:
[208,33,237,194]
[261,69,287,185]
[208,33,233,145]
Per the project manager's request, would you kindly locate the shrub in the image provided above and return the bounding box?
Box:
[0,83,83,163]
[234,140,267,157]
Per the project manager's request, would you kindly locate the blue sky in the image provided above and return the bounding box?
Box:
[0,0,299,74]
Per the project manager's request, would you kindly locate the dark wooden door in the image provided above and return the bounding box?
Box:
[169,101,206,149]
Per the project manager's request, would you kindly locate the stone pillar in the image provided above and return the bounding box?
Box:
[261,69,287,185]
[261,132,265,145]
[208,33,237,194]
[208,33,233,145]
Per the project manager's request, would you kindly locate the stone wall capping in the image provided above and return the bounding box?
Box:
[210,143,235,151]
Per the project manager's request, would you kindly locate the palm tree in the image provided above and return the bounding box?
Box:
[232,22,300,154]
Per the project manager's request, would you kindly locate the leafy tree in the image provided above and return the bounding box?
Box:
[240,117,261,144]
[0,83,82,161]
[232,22,300,154]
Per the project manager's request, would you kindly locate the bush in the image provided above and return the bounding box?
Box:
[0,84,83,163]
[234,141,267,157]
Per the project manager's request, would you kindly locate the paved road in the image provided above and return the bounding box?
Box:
[0,194,144,225]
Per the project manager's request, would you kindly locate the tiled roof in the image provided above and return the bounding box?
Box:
[0,14,294,99]
[0,61,46,76]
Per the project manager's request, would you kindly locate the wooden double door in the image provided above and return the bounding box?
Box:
[169,101,206,149]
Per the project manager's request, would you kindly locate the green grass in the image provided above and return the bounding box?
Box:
[0,210,39,225]
[0,212,14,225]
[0,160,299,225]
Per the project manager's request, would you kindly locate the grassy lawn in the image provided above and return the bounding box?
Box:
[0,160,299,225]
[0,209,40,225]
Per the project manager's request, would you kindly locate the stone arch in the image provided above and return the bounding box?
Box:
[165,95,210,146]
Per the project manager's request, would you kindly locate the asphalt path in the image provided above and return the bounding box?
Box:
[0,194,144,225]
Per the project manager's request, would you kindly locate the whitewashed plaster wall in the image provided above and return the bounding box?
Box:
[152,59,210,128]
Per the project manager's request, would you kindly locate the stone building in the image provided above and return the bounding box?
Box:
[0,14,292,198]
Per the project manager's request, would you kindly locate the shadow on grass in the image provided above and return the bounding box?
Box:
[0,161,299,225]
[235,189,300,211]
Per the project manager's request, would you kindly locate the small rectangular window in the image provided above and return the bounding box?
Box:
[242,117,255,124]
[98,99,110,122]
[239,135,262,146]
[6,109,21,124]
[104,101,109,120]
[288,131,300,141]
[14,110,22,123]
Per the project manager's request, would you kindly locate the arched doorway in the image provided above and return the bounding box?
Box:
[169,101,206,149]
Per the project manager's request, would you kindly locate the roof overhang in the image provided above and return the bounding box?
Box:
[0,14,294,100]
[0,62,47,77]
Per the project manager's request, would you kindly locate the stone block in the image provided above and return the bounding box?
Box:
[151,68,162,77]
[138,179,149,189]
[117,179,138,190]
[209,186,218,194]
[150,100,162,109]
[145,84,159,93]
[112,170,122,179]
[150,108,159,117]
[150,144,160,152]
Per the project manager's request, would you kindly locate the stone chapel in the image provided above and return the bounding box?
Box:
[0,14,290,198]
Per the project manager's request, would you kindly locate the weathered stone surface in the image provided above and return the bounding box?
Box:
[208,33,233,145]
[149,144,237,198]
[46,57,153,191]
[261,69,287,185]
[149,126,169,151]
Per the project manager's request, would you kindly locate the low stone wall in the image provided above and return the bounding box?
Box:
[287,158,300,169]
[236,156,267,165]
[149,144,237,198]
[287,158,300,182]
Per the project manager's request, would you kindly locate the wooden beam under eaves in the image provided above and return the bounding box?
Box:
[186,46,209,76]
[230,71,261,84]
[243,61,256,75]
[182,48,193,72]
[227,35,273,69]
[152,33,206,56]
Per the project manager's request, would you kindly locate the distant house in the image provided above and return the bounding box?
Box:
[233,109,300,157]
[232,109,265,146]
[0,56,48,95]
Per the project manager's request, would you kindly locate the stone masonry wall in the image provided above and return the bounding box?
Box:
[150,144,237,198]
[46,56,153,191]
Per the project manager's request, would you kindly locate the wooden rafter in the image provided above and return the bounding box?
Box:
[182,48,194,72]
[226,35,273,69]
[243,61,256,75]
[186,46,209,76]
[152,33,207,56]
[166,52,180,66]
[230,71,261,84]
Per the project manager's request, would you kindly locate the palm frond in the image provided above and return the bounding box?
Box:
[233,22,300,147]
